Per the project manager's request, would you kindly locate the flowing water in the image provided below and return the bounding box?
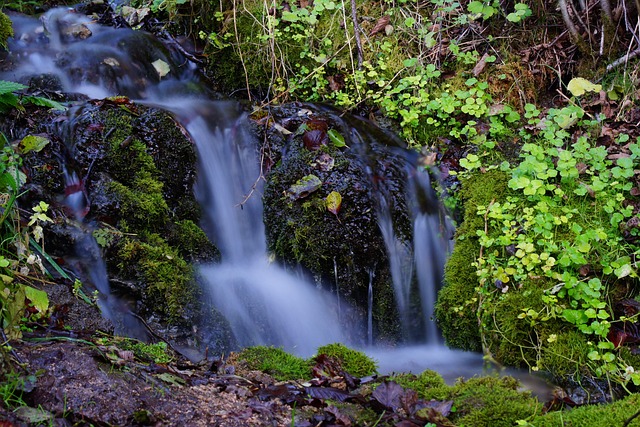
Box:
[3,7,485,370]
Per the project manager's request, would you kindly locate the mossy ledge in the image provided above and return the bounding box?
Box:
[95,102,218,324]
[435,169,510,351]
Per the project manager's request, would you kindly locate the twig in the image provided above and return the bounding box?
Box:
[623,409,640,427]
[606,47,640,72]
[558,0,581,40]
[1,327,25,365]
[350,0,363,69]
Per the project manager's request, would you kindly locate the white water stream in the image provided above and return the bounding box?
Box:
[2,7,496,375]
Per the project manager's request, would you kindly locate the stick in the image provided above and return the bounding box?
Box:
[606,47,640,71]
[350,0,363,69]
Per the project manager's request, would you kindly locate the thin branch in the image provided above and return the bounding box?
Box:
[350,0,363,69]
[606,47,640,71]
[558,0,581,40]
[623,409,640,427]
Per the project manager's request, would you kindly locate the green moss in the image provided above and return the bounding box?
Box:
[539,330,592,379]
[236,346,312,381]
[530,393,640,427]
[436,169,510,351]
[390,369,450,401]
[448,376,542,427]
[0,12,12,49]
[109,173,168,230]
[315,343,378,377]
[120,340,173,364]
[117,235,193,321]
[377,372,542,426]
[167,219,219,261]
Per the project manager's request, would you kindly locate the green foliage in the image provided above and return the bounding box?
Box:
[203,1,528,145]
[439,103,640,387]
[0,371,34,409]
[0,141,56,341]
[0,80,66,113]
[236,346,312,381]
[315,343,378,377]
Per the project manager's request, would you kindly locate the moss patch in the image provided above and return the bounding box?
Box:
[0,11,13,49]
[235,346,312,381]
[435,169,510,351]
[531,393,640,427]
[117,234,194,321]
[315,343,378,377]
[448,376,542,427]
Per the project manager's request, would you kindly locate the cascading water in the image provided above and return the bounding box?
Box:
[165,100,348,356]
[3,7,478,369]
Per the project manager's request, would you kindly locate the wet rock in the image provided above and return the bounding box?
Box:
[260,104,416,343]
[0,99,228,356]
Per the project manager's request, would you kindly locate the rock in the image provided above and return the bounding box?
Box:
[259,105,416,343]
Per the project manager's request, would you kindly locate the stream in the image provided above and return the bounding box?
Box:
[1,5,511,382]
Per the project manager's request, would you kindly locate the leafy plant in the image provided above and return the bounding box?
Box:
[0,80,66,113]
[454,104,640,387]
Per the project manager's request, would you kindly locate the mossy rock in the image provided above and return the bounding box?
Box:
[448,376,542,427]
[389,369,450,401]
[531,393,640,426]
[380,371,542,426]
[261,107,412,343]
[435,169,511,351]
[315,343,378,377]
[8,100,224,352]
[116,234,194,322]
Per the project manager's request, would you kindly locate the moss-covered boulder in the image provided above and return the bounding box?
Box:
[260,105,416,343]
[2,99,228,354]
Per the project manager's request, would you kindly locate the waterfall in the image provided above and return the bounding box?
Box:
[165,100,349,356]
[2,6,453,355]
[367,268,375,346]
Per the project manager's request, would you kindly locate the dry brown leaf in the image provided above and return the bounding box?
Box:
[473,52,491,76]
[369,15,390,36]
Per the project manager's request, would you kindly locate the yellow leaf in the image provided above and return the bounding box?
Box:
[326,191,342,216]
[567,77,602,97]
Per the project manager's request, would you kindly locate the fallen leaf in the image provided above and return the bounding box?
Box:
[326,191,342,216]
[325,405,352,425]
[328,129,347,147]
[304,386,352,402]
[152,59,171,78]
[303,129,329,150]
[372,381,404,411]
[473,52,491,76]
[19,135,50,154]
[313,153,335,171]
[273,123,292,135]
[328,74,345,92]
[369,15,390,36]
[567,77,602,97]
[286,175,323,200]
